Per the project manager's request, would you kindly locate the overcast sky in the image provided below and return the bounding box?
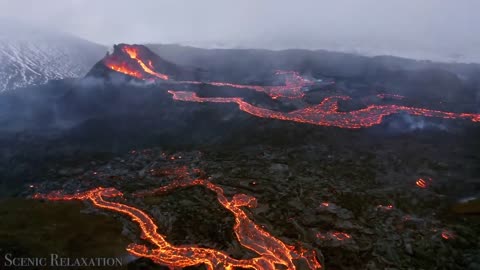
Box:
[1,0,479,62]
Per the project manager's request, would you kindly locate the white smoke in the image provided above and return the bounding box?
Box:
[389,114,449,132]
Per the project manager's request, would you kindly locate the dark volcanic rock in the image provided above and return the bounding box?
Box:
[87,43,205,82]
[22,147,480,270]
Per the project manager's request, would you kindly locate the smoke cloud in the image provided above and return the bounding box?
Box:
[0,0,479,62]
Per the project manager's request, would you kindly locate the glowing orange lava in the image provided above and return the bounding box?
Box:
[104,45,169,80]
[168,91,480,129]
[104,58,145,80]
[34,177,322,269]
[102,44,480,128]
[103,45,313,99]
[175,70,313,100]
[416,177,432,189]
[122,46,169,80]
[316,232,352,241]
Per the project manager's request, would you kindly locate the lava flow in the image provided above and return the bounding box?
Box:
[102,44,480,128]
[182,70,314,99]
[104,45,169,80]
[34,178,322,269]
[103,45,313,99]
[168,91,480,129]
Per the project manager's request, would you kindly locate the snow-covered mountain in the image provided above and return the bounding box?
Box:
[0,21,106,92]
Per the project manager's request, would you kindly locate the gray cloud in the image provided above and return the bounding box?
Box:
[1,0,479,62]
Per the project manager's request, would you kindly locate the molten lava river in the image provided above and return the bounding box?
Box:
[34,172,322,270]
[102,44,480,128]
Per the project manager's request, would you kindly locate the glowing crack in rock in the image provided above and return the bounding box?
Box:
[168,91,480,129]
[34,178,322,269]
[316,232,352,241]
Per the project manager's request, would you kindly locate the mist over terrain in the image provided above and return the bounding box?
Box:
[0,0,479,63]
[0,19,106,91]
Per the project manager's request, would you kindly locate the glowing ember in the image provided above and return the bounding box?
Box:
[168,91,480,128]
[316,232,352,241]
[441,230,455,240]
[34,177,322,269]
[376,204,394,211]
[320,202,330,207]
[416,177,432,189]
[331,232,352,241]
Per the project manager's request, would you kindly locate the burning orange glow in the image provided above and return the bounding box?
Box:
[34,176,322,269]
[104,58,145,79]
[103,45,312,99]
[104,45,169,80]
[122,46,169,80]
[101,44,480,128]
[177,70,313,100]
[316,232,352,241]
[168,91,480,128]
[416,177,432,189]
[200,71,312,99]
[441,230,455,240]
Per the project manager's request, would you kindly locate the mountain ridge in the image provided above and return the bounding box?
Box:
[0,20,107,92]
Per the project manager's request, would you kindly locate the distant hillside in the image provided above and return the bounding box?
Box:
[0,20,106,92]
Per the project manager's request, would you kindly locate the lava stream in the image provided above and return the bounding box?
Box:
[168,91,480,129]
[102,44,480,128]
[104,46,169,80]
[34,179,322,270]
[178,70,313,99]
[104,45,313,99]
